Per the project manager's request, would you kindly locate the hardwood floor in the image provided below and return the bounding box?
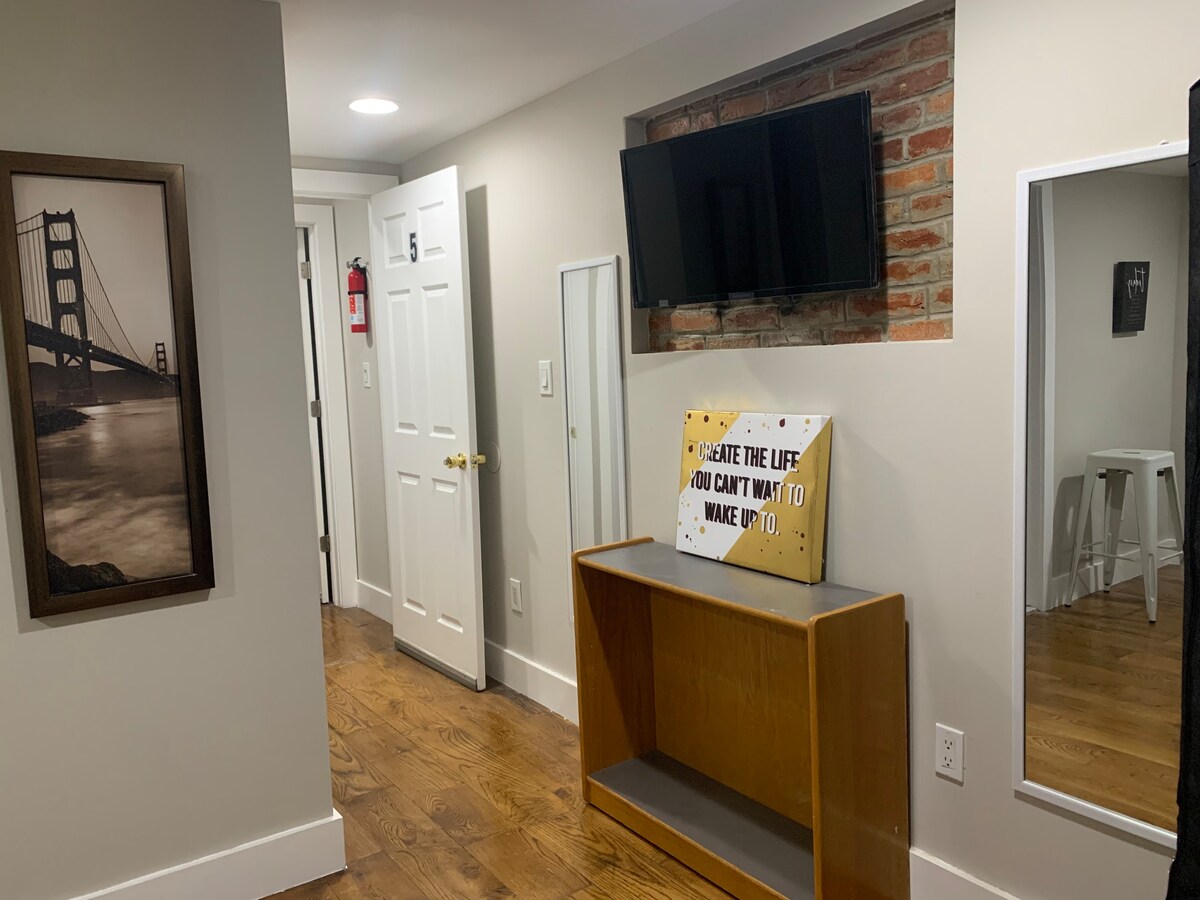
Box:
[272,606,728,900]
[1025,565,1182,831]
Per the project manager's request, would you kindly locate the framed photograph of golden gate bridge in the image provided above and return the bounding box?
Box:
[0,151,212,617]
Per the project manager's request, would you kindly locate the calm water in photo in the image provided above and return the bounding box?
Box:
[37,397,191,581]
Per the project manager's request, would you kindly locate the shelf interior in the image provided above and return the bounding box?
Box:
[589,751,816,900]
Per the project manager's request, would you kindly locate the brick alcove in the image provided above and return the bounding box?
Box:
[640,10,954,352]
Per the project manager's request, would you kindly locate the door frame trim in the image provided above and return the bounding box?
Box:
[295,203,356,608]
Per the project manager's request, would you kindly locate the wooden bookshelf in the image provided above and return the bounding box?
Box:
[572,538,909,900]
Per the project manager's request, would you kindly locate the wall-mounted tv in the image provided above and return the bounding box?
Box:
[621,91,879,309]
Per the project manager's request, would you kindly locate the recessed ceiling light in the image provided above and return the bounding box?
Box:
[350,98,399,115]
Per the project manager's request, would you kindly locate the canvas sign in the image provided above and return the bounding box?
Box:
[676,410,831,583]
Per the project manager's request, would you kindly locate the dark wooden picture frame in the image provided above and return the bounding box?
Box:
[0,151,212,617]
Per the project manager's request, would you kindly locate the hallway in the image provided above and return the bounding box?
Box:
[274,606,727,899]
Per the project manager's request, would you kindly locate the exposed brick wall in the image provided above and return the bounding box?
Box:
[643,11,954,351]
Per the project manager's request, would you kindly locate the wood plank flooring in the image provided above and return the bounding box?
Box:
[1025,565,1181,831]
[272,606,728,900]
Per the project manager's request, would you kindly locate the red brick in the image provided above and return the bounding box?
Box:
[885,258,935,285]
[647,116,689,143]
[885,224,947,255]
[691,109,717,131]
[873,101,923,133]
[932,285,953,312]
[907,28,950,62]
[706,334,761,349]
[908,124,953,158]
[882,199,907,226]
[910,189,953,222]
[766,71,830,110]
[827,324,884,344]
[881,161,941,194]
[781,298,845,326]
[886,289,927,317]
[762,329,824,348]
[832,42,907,87]
[719,92,766,122]
[722,305,780,332]
[890,318,951,341]
[925,88,954,121]
[879,137,905,165]
[871,60,951,106]
[648,307,720,334]
[650,334,706,352]
[848,289,926,320]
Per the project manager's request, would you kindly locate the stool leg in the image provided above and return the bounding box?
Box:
[1067,465,1099,607]
[1132,464,1159,624]
[1102,471,1128,591]
[1165,466,1184,561]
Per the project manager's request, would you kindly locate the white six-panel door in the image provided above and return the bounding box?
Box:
[369,167,485,689]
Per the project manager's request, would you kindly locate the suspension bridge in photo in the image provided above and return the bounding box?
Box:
[16,210,170,406]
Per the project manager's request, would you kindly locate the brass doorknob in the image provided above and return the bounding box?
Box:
[442,453,467,470]
[471,453,487,469]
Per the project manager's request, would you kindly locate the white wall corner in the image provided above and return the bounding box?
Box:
[71,810,345,900]
[911,849,1020,900]
[485,640,578,723]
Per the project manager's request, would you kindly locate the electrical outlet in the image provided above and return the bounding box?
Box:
[935,723,964,782]
[509,578,523,614]
[361,361,371,388]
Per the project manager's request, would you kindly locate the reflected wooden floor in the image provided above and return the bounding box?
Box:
[272,605,728,900]
[1025,565,1181,831]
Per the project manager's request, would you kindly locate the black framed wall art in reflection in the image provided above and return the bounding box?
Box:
[0,151,213,618]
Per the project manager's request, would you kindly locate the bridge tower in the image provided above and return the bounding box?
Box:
[42,211,97,406]
[154,341,169,377]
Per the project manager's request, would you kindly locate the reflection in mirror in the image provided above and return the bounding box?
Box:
[561,258,628,551]
[1025,155,1188,833]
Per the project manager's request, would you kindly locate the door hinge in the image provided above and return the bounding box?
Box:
[310,399,322,418]
[300,261,312,280]
[318,534,330,553]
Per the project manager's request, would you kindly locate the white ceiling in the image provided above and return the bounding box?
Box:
[278,0,743,165]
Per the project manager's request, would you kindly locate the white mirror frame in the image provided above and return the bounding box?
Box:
[1012,139,1189,850]
[557,256,630,566]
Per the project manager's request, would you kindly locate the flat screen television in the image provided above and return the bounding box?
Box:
[621,91,879,308]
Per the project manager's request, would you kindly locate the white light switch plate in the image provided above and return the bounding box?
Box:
[538,360,553,397]
[361,361,371,388]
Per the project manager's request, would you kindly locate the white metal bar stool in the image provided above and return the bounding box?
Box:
[1066,449,1183,623]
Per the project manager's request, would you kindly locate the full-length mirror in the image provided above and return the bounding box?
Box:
[1020,145,1189,841]
[560,257,628,552]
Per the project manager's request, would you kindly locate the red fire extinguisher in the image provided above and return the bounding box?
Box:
[347,257,368,334]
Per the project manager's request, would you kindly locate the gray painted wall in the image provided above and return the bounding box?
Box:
[330,198,391,596]
[400,0,1200,894]
[0,2,333,897]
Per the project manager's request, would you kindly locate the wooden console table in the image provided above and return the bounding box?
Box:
[572,538,909,900]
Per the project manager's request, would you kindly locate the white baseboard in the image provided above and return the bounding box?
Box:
[356,579,392,624]
[911,848,1019,900]
[72,809,345,900]
[485,639,578,723]
[1046,560,1104,609]
[1046,554,1177,611]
